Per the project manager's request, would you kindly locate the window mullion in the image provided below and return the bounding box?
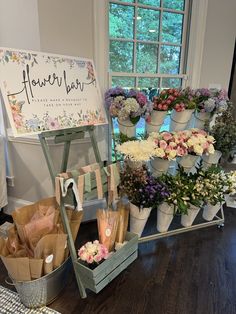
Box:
[157,0,163,75]
[133,1,137,76]
[179,0,189,77]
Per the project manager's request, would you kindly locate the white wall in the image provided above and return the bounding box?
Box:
[200,0,236,89]
[37,0,94,59]
[0,0,108,212]
[0,0,40,50]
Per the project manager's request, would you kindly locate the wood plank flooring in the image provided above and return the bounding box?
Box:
[1,205,236,314]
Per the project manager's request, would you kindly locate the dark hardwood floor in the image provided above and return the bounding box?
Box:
[1,205,236,314]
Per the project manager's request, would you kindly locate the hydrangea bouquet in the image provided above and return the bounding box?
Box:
[192,88,229,113]
[105,87,148,124]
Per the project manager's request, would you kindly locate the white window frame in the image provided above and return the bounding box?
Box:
[108,0,190,90]
[93,0,209,91]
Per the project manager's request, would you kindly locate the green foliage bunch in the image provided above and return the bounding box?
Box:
[160,167,203,214]
[208,103,236,157]
[194,165,229,206]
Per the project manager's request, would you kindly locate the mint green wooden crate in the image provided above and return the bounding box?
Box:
[74,232,138,293]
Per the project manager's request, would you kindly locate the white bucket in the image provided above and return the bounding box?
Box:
[146,110,167,134]
[178,154,200,173]
[202,202,221,221]
[129,203,152,237]
[202,150,222,169]
[181,204,201,227]
[150,157,170,177]
[126,159,144,169]
[169,109,194,131]
[157,202,175,232]
[194,111,211,129]
[118,118,136,138]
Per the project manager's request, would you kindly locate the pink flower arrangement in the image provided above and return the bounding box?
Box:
[185,128,215,156]
[78,240,109,265]
[172,129,215,156]
[152,88,180,111]
[149,131,188,160]
[148,128,215,159]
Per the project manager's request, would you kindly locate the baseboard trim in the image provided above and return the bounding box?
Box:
[4,197,33,214]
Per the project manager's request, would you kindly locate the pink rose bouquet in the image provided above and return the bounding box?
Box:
[185,128,215,156]
[149,131,188,160]
[148,128,215,159]
[78,240,109,266]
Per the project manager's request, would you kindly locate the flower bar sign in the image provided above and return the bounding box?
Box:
[0,48,107,137]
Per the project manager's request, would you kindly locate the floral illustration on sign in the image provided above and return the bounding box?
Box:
[8,95,25,130]
[8,94,106,134]
[0,50,38,67]
[0,50,96,86]
[87,61,96,83]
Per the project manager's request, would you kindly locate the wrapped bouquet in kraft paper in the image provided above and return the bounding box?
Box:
[0,196,83,282]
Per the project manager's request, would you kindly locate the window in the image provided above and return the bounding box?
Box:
[108,0,191,136]
[109,0,190,91]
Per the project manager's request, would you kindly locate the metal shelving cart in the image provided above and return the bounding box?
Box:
[39,125,225,298]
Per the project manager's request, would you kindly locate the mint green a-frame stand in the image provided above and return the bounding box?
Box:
[38,125,102,298]
[38,125,102,186]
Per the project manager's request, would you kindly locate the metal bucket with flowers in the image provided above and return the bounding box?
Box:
[169,88,196,131]
[145,89,180,134]
[105,87,148,139]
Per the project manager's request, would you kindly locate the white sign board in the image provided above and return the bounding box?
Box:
[0,48,107,137]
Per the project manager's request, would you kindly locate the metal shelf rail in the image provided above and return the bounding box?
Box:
[138,206,225,244]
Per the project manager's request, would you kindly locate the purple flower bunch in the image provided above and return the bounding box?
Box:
[140,175,170,208]
[119,164,170,209]
[104,86,126,108]
[193,88,229,113]
[127,89,148,107]
[104,86,148,121]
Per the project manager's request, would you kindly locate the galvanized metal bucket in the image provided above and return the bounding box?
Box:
[10,257,71,309]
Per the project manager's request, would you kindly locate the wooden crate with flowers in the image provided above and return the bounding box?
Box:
[56,163,138,298]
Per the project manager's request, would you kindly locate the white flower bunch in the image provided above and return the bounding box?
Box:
[196,168,227,205]
[117,140,155,162]
[227,171,236,195]
[78,240,109,264]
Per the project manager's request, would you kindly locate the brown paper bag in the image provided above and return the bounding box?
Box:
[116,201,130,244]
[12,197,59,244]
[43,253,54,275]
[69,210,83,242]
[6,226,21,256]
[58,207,83,242]
[0,237,10,256]
[97,209,119,252]
[1,256,31,281]
[34,234,67,269]
[29,258,43,279]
